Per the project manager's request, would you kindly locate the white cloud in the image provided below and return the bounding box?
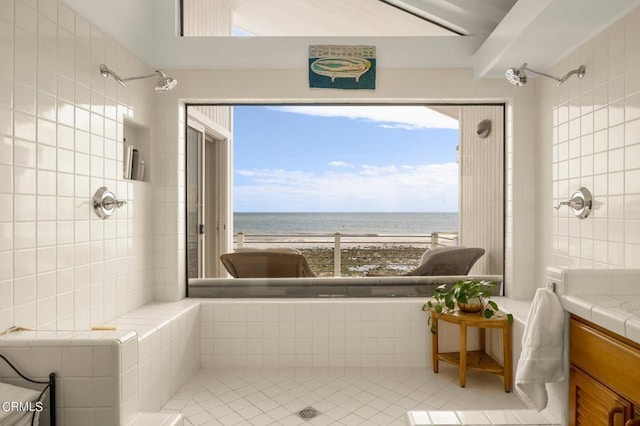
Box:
[328,161,353,168]
[271,105,458,130]
[234,162,458,212]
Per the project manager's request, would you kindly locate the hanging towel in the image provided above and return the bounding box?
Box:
[515,287,566,411]
[0,381,42,425]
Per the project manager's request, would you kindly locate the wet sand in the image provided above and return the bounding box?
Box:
[299,245,426,276]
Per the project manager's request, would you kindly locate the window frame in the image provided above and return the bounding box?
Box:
[184,102,506,298]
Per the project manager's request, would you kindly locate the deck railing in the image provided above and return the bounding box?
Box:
[235,231,458,277]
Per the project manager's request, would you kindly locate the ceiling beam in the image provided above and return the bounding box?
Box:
[473,0,640,80]
[472,0,552,81]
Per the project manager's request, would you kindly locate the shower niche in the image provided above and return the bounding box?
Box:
[123,118,150,182]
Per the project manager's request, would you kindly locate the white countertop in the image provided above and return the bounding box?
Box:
[546,267,640,345]
[561,294,640,344]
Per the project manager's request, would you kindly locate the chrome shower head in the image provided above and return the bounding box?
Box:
[505,63,528,87]
[505,62,586,87]
[154,70,178,92]
[100,64,178,92]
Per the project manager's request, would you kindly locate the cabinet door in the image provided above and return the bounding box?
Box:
[570,367,633,426]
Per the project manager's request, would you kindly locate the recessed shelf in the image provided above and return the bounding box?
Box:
[123,118,150,182]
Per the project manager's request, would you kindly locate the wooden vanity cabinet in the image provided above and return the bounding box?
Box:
[569,316,640,426]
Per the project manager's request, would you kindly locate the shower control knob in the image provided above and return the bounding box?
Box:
[93,187,126,219]
[553,187,592,219]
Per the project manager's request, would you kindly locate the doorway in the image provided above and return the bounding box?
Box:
[186,112,232,279]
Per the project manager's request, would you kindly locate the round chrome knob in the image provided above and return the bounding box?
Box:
[93,187,126,219]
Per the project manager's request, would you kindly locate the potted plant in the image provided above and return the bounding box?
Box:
[421,279,513,334]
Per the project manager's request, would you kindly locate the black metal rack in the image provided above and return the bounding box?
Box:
[0,353,56,426]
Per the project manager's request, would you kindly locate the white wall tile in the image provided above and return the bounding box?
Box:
[2,0,155,328]
[14,275,36,305]
[36,295,56,326]
[14,248,35,277]
[37,246,56,272]
[36,270,56,298]
[14,222,36,249]
[64,377,95,407]
[201,301,428,369]
[0,253,13,281]
[626,118,640,146]
[13,300,35,327]
[544,9,640,273]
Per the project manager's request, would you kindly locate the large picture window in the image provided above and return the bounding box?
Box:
[186,104,505,298]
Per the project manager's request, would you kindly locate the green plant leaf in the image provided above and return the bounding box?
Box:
[487,300,498,311]
[507,313,514,323]
[483,308,494,319]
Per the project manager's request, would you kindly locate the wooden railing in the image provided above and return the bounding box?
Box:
[235,231,458,277]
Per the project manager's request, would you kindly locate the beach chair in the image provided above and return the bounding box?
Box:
[404,246,485,276]
[220,248,317,278]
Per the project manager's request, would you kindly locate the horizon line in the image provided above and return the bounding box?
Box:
[234,211,459,214]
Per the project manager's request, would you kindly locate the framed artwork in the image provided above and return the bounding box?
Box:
[309,45,376,90]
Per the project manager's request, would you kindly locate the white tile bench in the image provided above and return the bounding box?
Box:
[0,299,200,425]
[102,300,200,417]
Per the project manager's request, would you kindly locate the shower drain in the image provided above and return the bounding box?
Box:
[296,406,320,420]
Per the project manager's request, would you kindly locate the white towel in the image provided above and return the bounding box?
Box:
[515,288,565,411]
[0,381,42,425]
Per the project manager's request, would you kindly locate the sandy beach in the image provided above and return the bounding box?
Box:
[300,245,425,276]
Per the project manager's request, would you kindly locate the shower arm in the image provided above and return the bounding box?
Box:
[121,71,165,83]
[524,66,585,86]
[99,64,125,86]
[522,67,563,83]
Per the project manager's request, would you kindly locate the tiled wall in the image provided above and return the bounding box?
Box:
[199,300,488,369]
[200,300,428,368]
[538,5,640,272]
[0,0,156,331]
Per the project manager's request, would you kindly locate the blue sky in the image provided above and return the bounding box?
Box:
[233,106,459,212]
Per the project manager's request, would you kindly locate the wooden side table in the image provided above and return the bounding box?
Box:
[430,309,512,392]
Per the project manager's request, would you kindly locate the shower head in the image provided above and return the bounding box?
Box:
[100,64,178,92]
[505,63,527,87]
[153,70,178,92]
[505,63,586,87]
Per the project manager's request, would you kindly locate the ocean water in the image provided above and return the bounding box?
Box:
[234,212,458,236]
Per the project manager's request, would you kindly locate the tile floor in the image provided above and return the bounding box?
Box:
[160,366,525,425]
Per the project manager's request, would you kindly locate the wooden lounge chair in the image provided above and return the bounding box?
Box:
[404,246,485,276]
[220,248,316,278]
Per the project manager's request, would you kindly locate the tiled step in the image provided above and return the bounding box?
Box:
[126,412,183,426]
[406,410,560,425]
